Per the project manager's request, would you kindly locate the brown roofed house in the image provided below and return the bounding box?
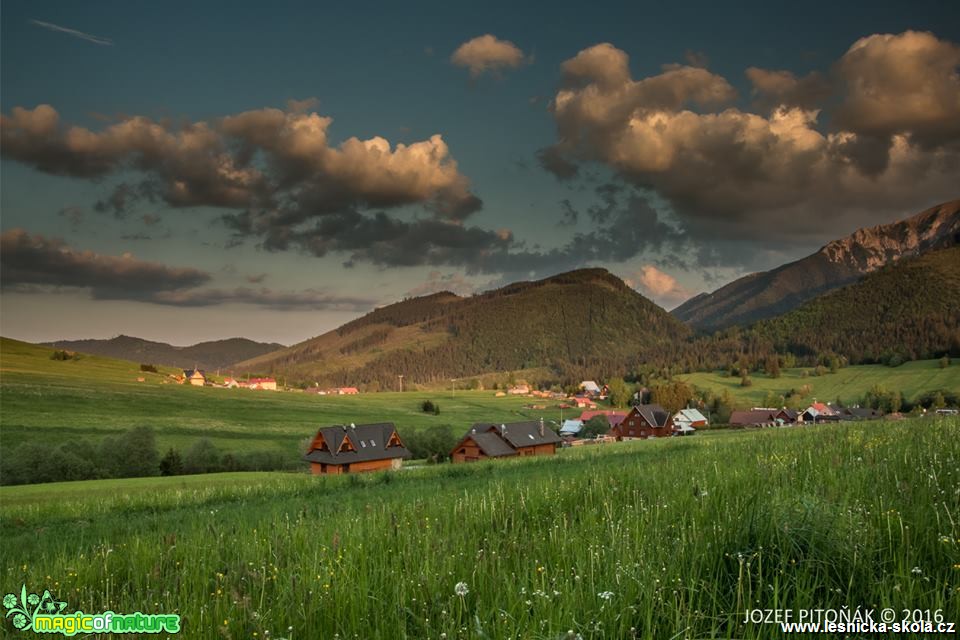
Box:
[610,404,674,440]
[450,419,562,463]
[304,423,411,475]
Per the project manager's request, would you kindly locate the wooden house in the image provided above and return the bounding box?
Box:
[183,369,206,386]
[609,404,673,440]
[304,423,411,475]
[450,420,562,463]
[247,377,278,391]
[729,408,797,427]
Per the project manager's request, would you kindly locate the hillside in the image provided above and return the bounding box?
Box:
[43,335,285,370]
[236,268,690,386]
[673,199,960,330]
[750,246,960,363]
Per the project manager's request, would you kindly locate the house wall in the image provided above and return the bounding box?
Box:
[310,459,395,475]
[349,459,395,473]
[515,443,556,457]
[451,439,491,463]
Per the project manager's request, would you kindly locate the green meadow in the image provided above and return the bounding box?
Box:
[678,359,960,408]
[0,338,551,456]
[1,419,958,639]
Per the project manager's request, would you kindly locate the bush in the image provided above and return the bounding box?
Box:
[50,350,79,361]
[140,363,159,373]
[183,439,223,474]
[159,448,184,476]
[420,400,440,415]
[581,415,611,438]
[403,425,458,462]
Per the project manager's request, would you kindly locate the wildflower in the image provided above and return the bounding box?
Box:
[911,567,922,575]
[597,591,614,601]
[454,582,469,597]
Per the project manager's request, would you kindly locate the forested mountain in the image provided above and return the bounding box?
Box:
[236,269,690,386]
[672,199,960,331]
[747,246,960,364]
[44,335,285,371]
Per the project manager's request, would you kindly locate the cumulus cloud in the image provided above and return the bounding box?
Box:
[623,265,692,308]
[451,34,528,77]
[0,103,481,221]
[0,229,376,310]
[542,35,960,253]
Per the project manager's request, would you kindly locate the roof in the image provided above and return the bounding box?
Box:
[560,419,583,435]
[729,410,779,425]
[578,410,627,426]
[248,377,276,383]
[631,404,672,428]
[472,421,562,448]
[466,431,518,457]
[184,369,205,377]
[842,407,881,419]
[675,408,708,423]
[580,381,601,393]
[304,423,411,465]
[810,402,838,415]
[674,424,696,433]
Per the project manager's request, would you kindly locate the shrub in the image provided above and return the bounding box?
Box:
[159,448,184,476]
[140,363,159,373]
[420,400,440,415]
[50,350,79,361]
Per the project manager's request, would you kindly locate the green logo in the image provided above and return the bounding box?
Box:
[3,585,180,635]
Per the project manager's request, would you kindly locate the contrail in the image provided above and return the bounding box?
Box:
[29,19,113,46]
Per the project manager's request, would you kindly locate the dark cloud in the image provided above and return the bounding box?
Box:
[745,67,832,111]
[0,228,209,299]
[58,206,84,229]
[148,287,376,310]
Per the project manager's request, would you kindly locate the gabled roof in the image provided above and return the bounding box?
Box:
[466,431,518,457]
[580,381,601,393]
[184,369,205,377]
[304,423,411,465]
[472,421,563,448]
[630,404,672,428]
[675,408,708,423]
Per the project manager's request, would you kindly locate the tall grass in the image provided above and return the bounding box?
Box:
[1,419,958,638]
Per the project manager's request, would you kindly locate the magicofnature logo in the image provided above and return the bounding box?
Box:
[3,584,180,635]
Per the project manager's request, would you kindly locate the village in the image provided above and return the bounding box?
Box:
[296,379,937,476]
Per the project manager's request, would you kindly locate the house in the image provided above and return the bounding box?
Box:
[800,402,841,423]
[580,381,601,396]
[673,408,709,431]
[571,396,597,409]
[507,384,530,395]
[335,387,360,395]
[840,407,882,420]
[183,369,206,386]
[304,423,411,475]
[223,377,240,389]
[729,408,796,427]
[578,410,628,428]
[609,404,674,440]
[450,419,562,463]
[559,419,584,436]
[247,377,278,391]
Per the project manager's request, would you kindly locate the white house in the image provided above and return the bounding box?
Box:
[580,381,601,395]
[672,408,708,432]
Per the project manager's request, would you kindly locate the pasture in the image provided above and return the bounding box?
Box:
[1,418,958,638]
[678,359,960,407]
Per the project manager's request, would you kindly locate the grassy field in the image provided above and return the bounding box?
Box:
[679,359,960,407]
[1,418,957,638]
[0,338,553,456]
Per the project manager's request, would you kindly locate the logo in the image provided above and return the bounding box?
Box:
[3,585,180,636]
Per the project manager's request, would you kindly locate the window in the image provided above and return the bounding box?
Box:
[360,441,367,448]
[370,439,375,447]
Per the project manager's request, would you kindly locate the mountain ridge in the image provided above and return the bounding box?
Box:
[672,199,960,330]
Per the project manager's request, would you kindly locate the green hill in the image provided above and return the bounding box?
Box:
[749,246,960,363]
[237,268,691,386]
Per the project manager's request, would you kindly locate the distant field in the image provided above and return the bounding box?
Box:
[1,419,957,639]
[678,359,960,407]
[0,338,554,456]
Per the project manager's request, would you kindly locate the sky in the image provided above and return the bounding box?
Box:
[2,0,959,346]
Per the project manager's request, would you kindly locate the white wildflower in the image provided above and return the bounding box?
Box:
[454,581,469,597]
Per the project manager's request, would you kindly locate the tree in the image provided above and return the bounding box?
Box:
[606,378,630,408]
[160,448,184,476]
[650,380,693,413]
[183,439,223,474]
[403,425,457,463]
[740,373,752,387]
[581,415,611,438]
[765,356,781,378]
[940,356,951,369]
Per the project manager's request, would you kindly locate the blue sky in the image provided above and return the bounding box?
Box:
[2,0,959,344]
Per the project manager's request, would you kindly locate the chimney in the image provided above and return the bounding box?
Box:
[539,417,545,437]
[501,424,507,437]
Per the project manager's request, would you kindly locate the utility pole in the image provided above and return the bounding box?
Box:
[451,378,455,399]
[398,374,404,393]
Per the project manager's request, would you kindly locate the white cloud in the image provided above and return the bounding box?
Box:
[451,34,528,77]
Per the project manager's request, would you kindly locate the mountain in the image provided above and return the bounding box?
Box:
[43,335,285,371]
[235,268,690,386]
[748,246,960,364]
[672,199,960,331]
